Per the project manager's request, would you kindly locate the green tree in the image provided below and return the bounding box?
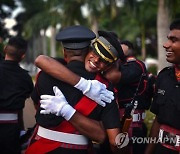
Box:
[0,0,16,56]
[119,0,157,60]
[15,0,89,60]
[0,0,16,39]
[14,0,62,59]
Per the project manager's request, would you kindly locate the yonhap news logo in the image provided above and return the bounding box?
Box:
[115,132,129,148]
[115,133,180,149]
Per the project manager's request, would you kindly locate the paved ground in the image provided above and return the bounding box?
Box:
[23,98,36,130]
[21,98,36,153]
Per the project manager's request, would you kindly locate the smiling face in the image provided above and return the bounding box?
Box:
[163,29,180,65]
[84,50,111,73]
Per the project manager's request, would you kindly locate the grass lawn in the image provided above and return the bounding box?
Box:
[144,110,156,136]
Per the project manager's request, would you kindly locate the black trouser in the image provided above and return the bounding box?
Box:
[154,143,179,154]
[131,125,147,154]
[0,123,21,154]
[97,123,147,154]
[97,139,113,154]
[47,147,89,154]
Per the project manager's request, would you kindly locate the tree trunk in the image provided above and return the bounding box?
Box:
[157,0,171,72]
[110,0,117,20]
[32,35,38,61]
[141,24,146,61]
[50,27,56,58]
[26,38,34,63]
[41,29,47,55]
[91,15,98,37]
[33,34,41,59]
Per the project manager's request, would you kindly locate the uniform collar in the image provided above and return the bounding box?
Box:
[126,56,136,62]
[174,64,180,82]
[68,60,84,66]
[67,60,96,79]
[2,60,19,65]
[168,66,180,85]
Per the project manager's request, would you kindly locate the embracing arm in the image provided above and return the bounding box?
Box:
[69,112,106,143]
[103,62,121,85]
[40,86,106,143]
[106,128,121,154]
[35,55,80,86]
[35,55,114,107]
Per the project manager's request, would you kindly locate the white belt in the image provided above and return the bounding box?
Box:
[132,112,146,122]
[159,129,180,147]
[0,113,18,121]
[37,126,89,145]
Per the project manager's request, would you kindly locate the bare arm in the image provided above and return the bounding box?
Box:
[40,86,106,143]
[69,112,106,143]
[106,128,121,153]
[36,55,121,86]
[35,55,80,86]
[35,55,115,107]
[145,116,160,154]
[103,62,121,85]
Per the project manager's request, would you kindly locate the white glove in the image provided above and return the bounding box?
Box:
[40,86,76,121]
[74,77,114,107]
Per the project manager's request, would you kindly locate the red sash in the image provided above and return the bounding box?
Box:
[26,74,108,154]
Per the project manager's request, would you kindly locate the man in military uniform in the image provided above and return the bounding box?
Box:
[119,41,150,154]
[0,37,34,154]
[100,40,151,154]
[145,19,180,154]
[26,26,124,154]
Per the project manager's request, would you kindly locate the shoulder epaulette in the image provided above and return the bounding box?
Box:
[158,66,173,74]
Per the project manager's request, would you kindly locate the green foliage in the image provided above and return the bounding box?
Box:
[165,0,180,18]
[56,42,63,58]
[144,110,155,136]
[61,0,87,26]
[0,42,5,57]
[0,0,16,39]
[2,0,179,62]
[148,65,158,75]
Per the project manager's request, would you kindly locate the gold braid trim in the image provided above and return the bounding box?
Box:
[96,38,117,61]
[94,42,113,63]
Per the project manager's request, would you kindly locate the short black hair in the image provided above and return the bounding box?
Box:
[170,18,180,30]
[120,40,134,50]
[8,36,28,54]
[4,36,28,62]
